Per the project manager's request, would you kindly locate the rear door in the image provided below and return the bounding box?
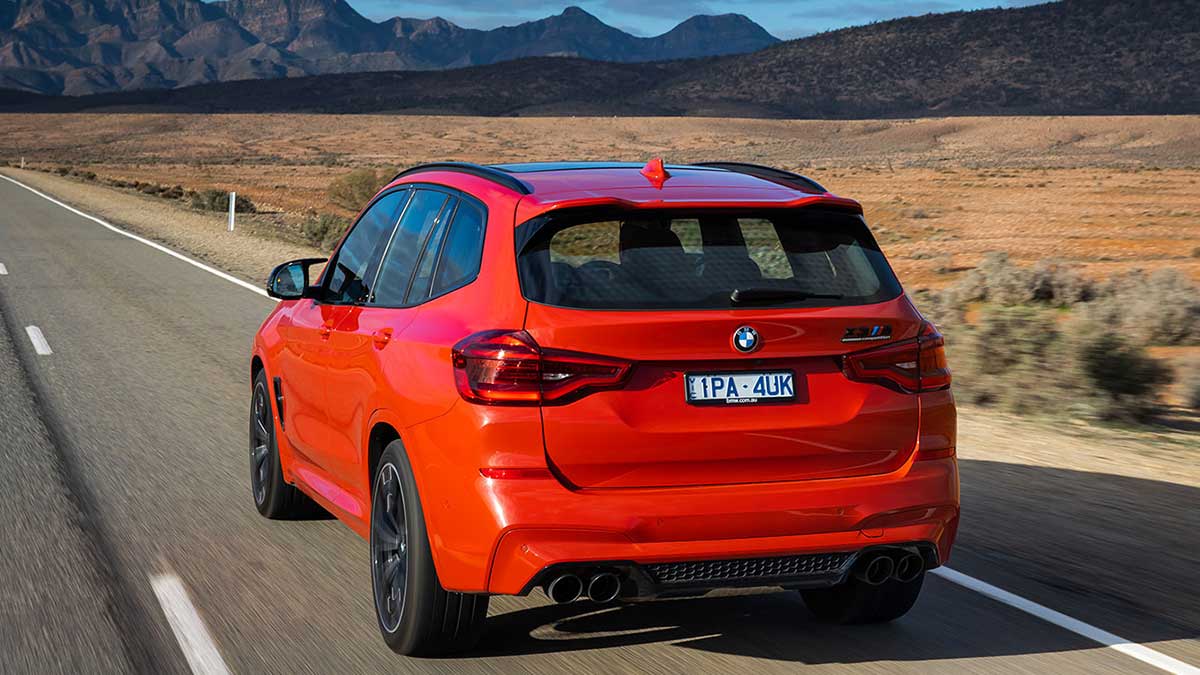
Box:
[323,188,452,502]
[519,208,923,489]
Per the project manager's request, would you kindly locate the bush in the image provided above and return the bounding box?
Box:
[943,253,1095,308]
[190,189,256,213]
[908,288,964,331]
[913,254,1197,424]
[947,305,1174,422]
[1182,360,1200,410]
[301,213,349,251]
[951,305,1063,414]
[1028,260,1094,305]
[1085,269,1199,346]
[328,168,387,211]
[1061,314,1173,422]
[940,256,1198,346]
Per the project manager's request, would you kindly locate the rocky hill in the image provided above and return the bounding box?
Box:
[0,1,777,95]
[2,0,1196,117]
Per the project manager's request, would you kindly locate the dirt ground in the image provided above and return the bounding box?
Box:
[2,113,1199,291]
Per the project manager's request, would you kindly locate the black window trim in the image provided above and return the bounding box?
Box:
[364,185,489,310]
[397,194,458,306]
[427,196,488,302]
[318,186,412,306]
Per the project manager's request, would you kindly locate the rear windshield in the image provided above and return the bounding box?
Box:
[516,208,901,310]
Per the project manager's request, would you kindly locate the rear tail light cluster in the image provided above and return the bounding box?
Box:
[842,322,951,393]
[452,330,631,405]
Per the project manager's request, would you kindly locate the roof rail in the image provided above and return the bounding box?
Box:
[691,162,826,194]
[392,162,533,195]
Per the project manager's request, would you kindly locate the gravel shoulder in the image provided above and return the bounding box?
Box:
[0,167,321,287]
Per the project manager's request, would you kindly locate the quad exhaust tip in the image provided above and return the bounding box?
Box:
[547,574,583,604]
[856,554,896,586]
[854,551,926,585]
[894,552,924,583]
[587,573,621,603]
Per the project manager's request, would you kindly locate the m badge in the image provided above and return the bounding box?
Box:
[842,325,893,343]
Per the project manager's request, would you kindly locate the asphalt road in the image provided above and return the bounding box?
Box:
[0,175,1195,674]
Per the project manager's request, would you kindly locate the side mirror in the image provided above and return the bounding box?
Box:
[267,258,326,300]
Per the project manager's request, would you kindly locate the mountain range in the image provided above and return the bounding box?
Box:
[0,1,778,95]
[1,0,1197,118]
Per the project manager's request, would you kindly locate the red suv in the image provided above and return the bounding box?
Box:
[251,160,959,656]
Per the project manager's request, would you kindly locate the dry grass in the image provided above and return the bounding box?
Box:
[3,113,1198,291]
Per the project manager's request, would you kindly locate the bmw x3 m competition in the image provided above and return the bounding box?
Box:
[250,160,959,656]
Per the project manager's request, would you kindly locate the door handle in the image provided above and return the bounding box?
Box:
[373,328,393,348]
[319,319,335,339]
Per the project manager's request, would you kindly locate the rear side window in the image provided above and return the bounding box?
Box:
[431,201,486,297]
[371,189,450,306]
[323,189,408,304]
[517,209,901,310]
[404,197,457,303]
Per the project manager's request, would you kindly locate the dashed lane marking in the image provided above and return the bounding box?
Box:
[150,572,232,675]
[25,325,52,355]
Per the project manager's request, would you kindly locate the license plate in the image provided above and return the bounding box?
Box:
[685,371,796,405]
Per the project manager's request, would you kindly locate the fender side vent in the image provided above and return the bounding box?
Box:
[272,376,285,430]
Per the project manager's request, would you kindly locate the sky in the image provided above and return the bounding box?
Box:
[349,0,1047,40]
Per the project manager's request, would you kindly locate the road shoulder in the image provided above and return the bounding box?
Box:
[0,167,322,288]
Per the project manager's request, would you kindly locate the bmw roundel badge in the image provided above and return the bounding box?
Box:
[732,325,760,353]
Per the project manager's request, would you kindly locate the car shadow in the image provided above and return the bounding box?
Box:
[466,458,1198,664]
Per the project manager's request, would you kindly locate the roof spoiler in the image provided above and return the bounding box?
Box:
[392,162,533,195]
[691,162,827,194]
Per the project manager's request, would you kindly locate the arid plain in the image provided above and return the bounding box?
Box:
[2,113,1198,292]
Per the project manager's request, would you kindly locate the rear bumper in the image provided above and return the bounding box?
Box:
[519,541,941,600]
[404,399,958,595]
[483,457,959,595]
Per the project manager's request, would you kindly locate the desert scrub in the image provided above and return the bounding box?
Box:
[941,252,1093,307]
[921,255,1197,423]
[328,168,390,211]
[190,189,257,213]
[1084,269,1199,346]
[301,213,349,251]
[1182,360,1200,410]
[1060,314,1173,422]
[949,305,1065,415]
[947,306,1172,421]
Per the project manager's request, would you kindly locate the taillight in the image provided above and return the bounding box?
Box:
[842,322,951,393]
[452,330,632,405]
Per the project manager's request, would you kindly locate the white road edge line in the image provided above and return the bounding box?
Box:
[150,573,232,675]
[933,568,1199,674]
[0,174,274,301]
[0,262,8,275]
[4,171,1197,674]
[25,325,52,355]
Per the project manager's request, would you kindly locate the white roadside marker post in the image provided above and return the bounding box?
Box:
[227,191,235,232]
[20,156,25,169]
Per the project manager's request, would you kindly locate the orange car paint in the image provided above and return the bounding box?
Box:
[252,163,959,594]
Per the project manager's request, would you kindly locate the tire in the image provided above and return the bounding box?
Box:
[249,369,317,518]
[370,440,489,656]
[801,571,925,624]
